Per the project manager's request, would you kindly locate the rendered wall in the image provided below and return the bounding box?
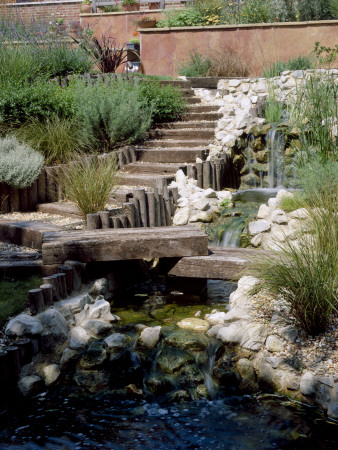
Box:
[139,21,338,77]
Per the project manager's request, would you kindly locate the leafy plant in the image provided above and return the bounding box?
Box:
[13,115,88,165]
[313,41,338,68]
[178,50,211,77]
[57,154,120,218]
[240,0,270,24]
[262,54,314,78]
[101,5,121,12]
[250,160,338,336]
[157,8,205,27]
[264,99,283,123]
[0,135,44,188]
[279,192,307,212]
[298,0,334,21]
[138,81,187,123]
[268,0,299,22]
[128,38,140,44]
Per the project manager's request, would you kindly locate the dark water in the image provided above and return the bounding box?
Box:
[0,280,337,449]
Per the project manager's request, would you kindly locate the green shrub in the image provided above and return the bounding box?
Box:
[250,160,337,336]
[71,80,152,148]
[0,80,75,125]
[0,135,44,188]
[240,0,270,24]
[298,0,334,21]
[58,154,120,218]
[264,99,283,123]
[330,0,338,17]
[292,72,337,162]
[178,50,211,77]
[138,81,187,123]
[156,8,205,27]
[262,54,314,78]
[101,5,121,12]
[268,0,299,22]
[279,192,307,212]
[13,115,88,165]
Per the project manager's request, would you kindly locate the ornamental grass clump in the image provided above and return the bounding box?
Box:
[0,135,44,188]
[57,155,120,218]
[250,159,338,336]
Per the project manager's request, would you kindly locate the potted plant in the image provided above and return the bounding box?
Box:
[81,0,92,14]
[135,15,157,28]
[127,37,140,52]
[122,0,140,12]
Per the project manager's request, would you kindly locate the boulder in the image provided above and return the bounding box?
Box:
[204,311,228,325]
[60,347,81,370]
[177,317,210,332]
[204,188,217,199]
[5,314,43,337]
[277,325,298,343]
[217,190,232,202]
[206,324,224,338]
[327,402,338,420]
[79,342,107,370]
[42,364,61,386]
[18,375,45,397]
[164,329,209,351]
[288,208,309,220]
[74,370,110,393]
[75,299,117,325]
[173,206,190,226]
[104,333,131,350]
[156,347,194,374]
[265,335,286,352]
[69,326,91,350]
[249,220,271,236]
[191,198,210,211]
[38,309,69,344]
[250,234,262,247]
[271,209,288,225]
[138,326,161,349]
[240,323,268,351]
[81,319,113,336]
[217,321,246,344]
[300,372,317,396]
[256,204,269,219]
[58,294,91,319]
[89,278,108,297]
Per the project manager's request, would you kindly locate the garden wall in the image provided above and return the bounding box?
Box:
[81,10,163,44]
[138,21,338,77]
[3,1,82,28]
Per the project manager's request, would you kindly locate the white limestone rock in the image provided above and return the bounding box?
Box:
[5,314,43,337]
[265,335,286,352]
[138,326,161,349]
[42,364,61,386]
[204,188,217,198]
[248,220,271,236]
[177,197,188,208]
[221,134,236,147]
[189,211,214,223]
[300,372,317,396]
[82,319,113,336]
[177,318,210,332]
[18,375,44,397]
[229,79,241,87]
[191,198,210,211]
[288,208,309,220]
[250,234,262,247]
[70,326,91,350]
[89,278,108,297]
[257,204,269,219]
[217,321,246,344]
[173,206,190,226]
[240,323,268,350]
[271,209,288,225]
[217,190,232,201]
[204,311,228,325]
[58,294,91,319]
[104,333,130,350]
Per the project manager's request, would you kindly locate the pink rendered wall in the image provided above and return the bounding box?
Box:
[81,11,163,45]
[139,21,338,77]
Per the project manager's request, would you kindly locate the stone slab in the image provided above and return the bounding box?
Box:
[42,226,209,265]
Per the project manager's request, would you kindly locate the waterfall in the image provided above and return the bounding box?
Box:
[267,128,286,188]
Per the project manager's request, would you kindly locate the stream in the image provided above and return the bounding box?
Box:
[0,280,337,449]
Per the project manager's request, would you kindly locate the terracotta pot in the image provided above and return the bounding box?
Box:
[148,2,160,9]
[137,19,157,28]
[122,4,140,12]
[80,4,92,14]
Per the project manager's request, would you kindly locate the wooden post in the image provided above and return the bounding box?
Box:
[195,162,203,188]
[112,216,122,228]
[40,284,54,307]
[215,158,222,191]
[0,351,9,384]
[6,346,20,379]
[0,183,9,213]
[10,186,20,212]
[37,169,46,203]
[87,213,101,230]
[98,211,110,229]
[210,160,216,190]
[119,214,129,228]
[153,188,161,227]
[15,338,32,366]
[58,265,73,295]
[202,161,211,189]
[146,192,156,227]
[45,167,58,202]
[118,150,126,169]
[42,276,60,302]
[64,260,82,291]
[56,273,67,299]
[122,202,136,228]
[133,188,148,227]
[19,188,28,212]
[27,180,38,211]
[28,289,45,315]
[169,186,179,204]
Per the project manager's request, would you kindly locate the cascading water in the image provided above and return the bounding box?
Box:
[266,128,287,188]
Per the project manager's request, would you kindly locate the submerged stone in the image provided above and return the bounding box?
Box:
[176,318,210,332]
[74,369,110,393]
[164,329,209,352]
[156,347,194,374]
[79,342,107,370]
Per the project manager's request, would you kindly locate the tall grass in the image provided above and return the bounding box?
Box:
[250,159,338,336]
[57,155,120,218]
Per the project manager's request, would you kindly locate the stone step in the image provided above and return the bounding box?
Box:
[122,162,186,175]
[143,139,211,148]
[135,147,209,163]
[156,121,217,129]
[118,172,175,188]
[186,97,202,105]
[179,89,195,97]
[159,80,192,89]
[180,112,223,122]
[149,128,215,140]
[187,104,221,113]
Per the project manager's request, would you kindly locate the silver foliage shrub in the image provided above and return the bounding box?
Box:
[0,136,44,188]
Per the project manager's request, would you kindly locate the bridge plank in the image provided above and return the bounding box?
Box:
[167,247,270,280]
[42,226,208,265]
